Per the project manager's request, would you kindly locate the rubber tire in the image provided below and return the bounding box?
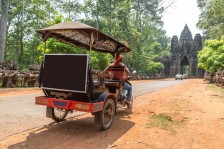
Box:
[94,98,115,130]
[51,107,69,123]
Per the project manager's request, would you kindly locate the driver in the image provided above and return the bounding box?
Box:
[103,54,132,107]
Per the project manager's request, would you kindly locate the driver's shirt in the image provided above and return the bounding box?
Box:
[104,62,130,80]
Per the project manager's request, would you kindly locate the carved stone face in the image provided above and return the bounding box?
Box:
[169,25,204,78]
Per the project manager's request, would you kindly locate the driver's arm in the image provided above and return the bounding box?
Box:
[102,66,112,78]
[103,66,110,74]
[124,66,130,78]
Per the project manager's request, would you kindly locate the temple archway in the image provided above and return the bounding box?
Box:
[180,56,189,75]
[168,24,204,78]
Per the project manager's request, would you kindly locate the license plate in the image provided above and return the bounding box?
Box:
[53,101,67,107]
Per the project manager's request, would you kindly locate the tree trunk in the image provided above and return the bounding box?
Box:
[68,0,71,19]
[135,0,140,30]
[96,0,99,29]
[0,0,9,63]
[19,0,24,63]
[109,0,112,35]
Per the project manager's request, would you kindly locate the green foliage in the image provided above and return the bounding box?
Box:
[151,42,163,54]
[6,0,59,67]
[37,38,110,70]
[37,38,86,60]
[197,0,224,39]
[198,37,224,72]
[130,50,164,75]
[4,0,170,73]
[90,52,111,70]
[148,61,164,74]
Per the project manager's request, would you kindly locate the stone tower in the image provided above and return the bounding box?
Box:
[170,24,204,78]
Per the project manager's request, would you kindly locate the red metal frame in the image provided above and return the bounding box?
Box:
[35,96,104,113]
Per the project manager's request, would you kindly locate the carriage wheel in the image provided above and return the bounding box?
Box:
[51,107,68,123]
[94,98,115,130]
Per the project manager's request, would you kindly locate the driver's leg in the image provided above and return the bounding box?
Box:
[123,82,132,101]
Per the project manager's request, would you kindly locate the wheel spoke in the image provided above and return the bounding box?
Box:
[53,108,68,122]
[104,112,110,124]
[103,103,114,125]
[98,98,115,130]
[107,108,113,115]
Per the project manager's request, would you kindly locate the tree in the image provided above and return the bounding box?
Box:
[6,0,58,66]
[197,0,224,39]
[2,0,171,74]
[198,37,224,73]
[0,0,9,63]
[53,0,82,20]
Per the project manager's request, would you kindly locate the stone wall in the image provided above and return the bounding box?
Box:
[0,62,40,88]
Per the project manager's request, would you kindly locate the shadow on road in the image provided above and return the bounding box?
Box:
[8,110,135,149]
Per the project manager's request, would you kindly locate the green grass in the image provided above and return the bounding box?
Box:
[207,84,224,94]
[206,84,224,102]
[147,113,185,134]
[169,99,186,111]
[148,113,173,129]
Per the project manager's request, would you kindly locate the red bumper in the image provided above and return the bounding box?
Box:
[35,96,104,113]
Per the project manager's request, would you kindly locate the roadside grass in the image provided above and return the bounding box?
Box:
[147,113,185,133]
[148,113,173,129]
[206,84,224,102]
[168,98,188,111]
[207,84,224,94]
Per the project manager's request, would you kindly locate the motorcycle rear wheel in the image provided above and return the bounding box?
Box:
[51,107,68,122]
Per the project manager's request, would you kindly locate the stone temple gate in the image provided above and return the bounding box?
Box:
[169,24,204,78]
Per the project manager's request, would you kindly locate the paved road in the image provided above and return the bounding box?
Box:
[133,79,186,96]
[0,79,186,140]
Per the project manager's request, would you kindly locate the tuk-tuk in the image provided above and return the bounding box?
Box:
[35,22,132,130]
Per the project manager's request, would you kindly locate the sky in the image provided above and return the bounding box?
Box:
[162,0,202,38]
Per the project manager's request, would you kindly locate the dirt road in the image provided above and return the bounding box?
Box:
[1,79,224,149]
[0,79,185,141]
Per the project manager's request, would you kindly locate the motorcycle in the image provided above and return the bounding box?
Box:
[117,79,133,109]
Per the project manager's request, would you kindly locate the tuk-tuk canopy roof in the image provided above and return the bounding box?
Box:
[36,22,131,54]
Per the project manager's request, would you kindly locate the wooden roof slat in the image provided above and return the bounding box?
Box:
[36,22,131,54]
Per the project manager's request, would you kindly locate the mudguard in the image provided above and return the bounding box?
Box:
[97,92,116,103]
